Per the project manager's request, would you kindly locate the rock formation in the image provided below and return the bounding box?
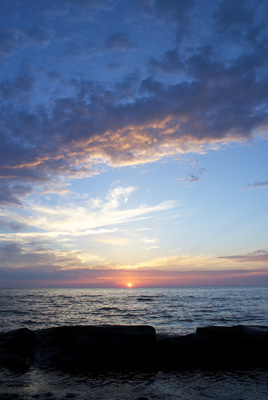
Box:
[0,325,267,372]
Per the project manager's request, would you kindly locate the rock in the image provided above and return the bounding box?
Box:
[136,397,150,400]
[196,324,268,338]
[0,328,35,371]
[158,333,206,369]
[34,325,159,370]
[159,325,268,369]
[195,325,268,368]
[0,324,267,372]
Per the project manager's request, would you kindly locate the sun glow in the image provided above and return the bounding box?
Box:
[127,283,133,288]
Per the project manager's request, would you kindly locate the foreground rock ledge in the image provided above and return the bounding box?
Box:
[0,325,267,372]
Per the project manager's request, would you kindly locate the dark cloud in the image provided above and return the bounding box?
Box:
[64,42,83,57]
[106,62,125,70]
[218,250,268,263]
[0,27,25,59]
[213,0,268,58]
[148,48,183,73]
[154,0,194,21]
[129,0,154,15]
[0,241,84,269]
[1,57,268,207]
[104,32,137,51]
[183,174,200,183]
[214,0,257,33]
[67,0,118,11]
[0,265,267,287]
[27,0,119,22]
[47,71,64,84]
[0,217,25,232]
[114,70,141,100]
[0,183,33,208]
[0,0,268,207]
[178,168,206,185]
[154,0,195,42]
[0,74,35,101]
[247,181,268,189]
[26,27,54,46]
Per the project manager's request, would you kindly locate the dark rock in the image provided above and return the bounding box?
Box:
[0,324,267,372]
[158,333,206,368]
[34,325,159,370]
[159,325,268,369]
[195,325,268,368]
[196,324,268,338]
[0,328,35,371]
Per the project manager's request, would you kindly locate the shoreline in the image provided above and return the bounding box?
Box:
[1,324,268,373]
[1,325,268,400]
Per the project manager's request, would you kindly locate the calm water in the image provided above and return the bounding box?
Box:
[0,286,268,334]
[1,286,268,399]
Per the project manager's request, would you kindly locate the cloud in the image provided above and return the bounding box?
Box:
[213,0,258,34]
[0,27,25,59]
[154,0,194,22]
[103,32,137,51]
[178,168,206,185]
[67,0,117,12]
[218,250,268,263]
[0,217,25,232]
[247,181,268,189]
[0,241,86,269]
[106,63,125,71]
[0,186,177,243]
[1,56,268,208]
[1,74,35,101]
[114,70,141,100]
[154,0,195,42]
[148,48,183,73]
[0,182,33,208]
[0,26,53,61]
[26,27,54,46]
[1,264,267,287]
[1,0,268,208]
[1,63,267,207]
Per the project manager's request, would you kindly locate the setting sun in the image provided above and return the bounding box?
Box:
[127,283,133,288]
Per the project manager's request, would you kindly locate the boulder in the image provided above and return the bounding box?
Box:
[0,324,267,372]
[0,328,35,371]
[195,325,268,368]
[34,325,159,370]
[159,325,268,369]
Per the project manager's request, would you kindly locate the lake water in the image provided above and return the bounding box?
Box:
[0,286,268,399]
[1,286,268,335]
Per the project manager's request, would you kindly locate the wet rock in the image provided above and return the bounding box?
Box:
[196,324,268,338]
[195,325,268,368]
[34,325,159,370]
[159,325,268,369]
[136,397,150,400]
[0,324,267,372]
[0,328,35,371]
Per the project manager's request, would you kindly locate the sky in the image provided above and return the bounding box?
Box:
[0,0,268,288]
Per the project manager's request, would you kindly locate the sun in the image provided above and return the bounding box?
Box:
[127,283,133,288]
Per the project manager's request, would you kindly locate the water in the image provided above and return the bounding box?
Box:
[0,286,268,399]
[0,286,268,335]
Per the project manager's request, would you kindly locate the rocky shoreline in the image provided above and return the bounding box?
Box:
[0,325,268,373]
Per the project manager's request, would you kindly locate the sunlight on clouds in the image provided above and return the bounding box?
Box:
[24,198,176,234]
[93,236,131,245]
[116,252,264,272]
[81,118,245,169]
[0,186,178,267]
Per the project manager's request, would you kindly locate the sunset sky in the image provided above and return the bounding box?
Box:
[1,0,268,288]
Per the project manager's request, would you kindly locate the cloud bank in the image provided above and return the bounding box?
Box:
[0,0,268,208]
